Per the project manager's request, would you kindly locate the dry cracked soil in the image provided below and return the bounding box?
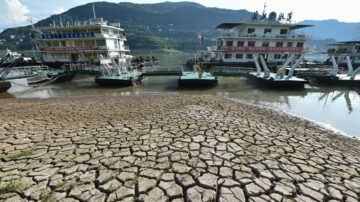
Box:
[0,95,359,202]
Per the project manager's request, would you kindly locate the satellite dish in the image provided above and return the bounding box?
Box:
[269,12,277,21]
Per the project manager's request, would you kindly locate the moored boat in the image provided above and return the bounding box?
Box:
[95,72,143,87]
[178,71,218,87]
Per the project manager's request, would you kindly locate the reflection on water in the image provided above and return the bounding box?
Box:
[1,54,360,138]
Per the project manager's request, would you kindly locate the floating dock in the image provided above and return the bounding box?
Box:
[95,72,143,87]
[178,71,218,87]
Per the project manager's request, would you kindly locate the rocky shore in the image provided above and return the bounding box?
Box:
[0,95,359,202]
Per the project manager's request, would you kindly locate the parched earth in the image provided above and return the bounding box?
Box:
[0,95,359,202]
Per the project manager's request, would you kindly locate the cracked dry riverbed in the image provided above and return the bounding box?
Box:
[0,95,360,202]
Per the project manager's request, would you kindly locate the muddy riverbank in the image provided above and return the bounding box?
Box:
[0,95,359,201]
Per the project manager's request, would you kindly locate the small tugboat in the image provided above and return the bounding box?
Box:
[178,64,218,87]
[247,54,309,88]
[95,56,143,87]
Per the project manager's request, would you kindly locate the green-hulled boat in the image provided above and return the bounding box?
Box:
[95,71,143,86]
[178,71,218,87]
[178,64,218,87]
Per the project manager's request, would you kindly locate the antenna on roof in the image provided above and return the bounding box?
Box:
[260,2,267,21]
[92,4,97,19]
[27,17,35,29]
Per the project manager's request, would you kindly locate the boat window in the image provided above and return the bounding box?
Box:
[274,54,282,59]
[84,40,95,46]
[264,29,272,34]
[237,41,244,47]
[226,41,233,46]
[45,41,52,47]
[287,42,293,47]
[52,41,60,47]
[75,40,83,46]
[276,42,283,47]
[102,29,108,34]
[262,42,269,47]
[96,40,106,46]
[61,41,66,47]
[248,41,255,47]
[224,54,232,59]
[246,54,253,59]
[282,54,288,59]
[280,29,288,34]
[248,28,255,34]
[236,54,243,59]
[297,42,304,47]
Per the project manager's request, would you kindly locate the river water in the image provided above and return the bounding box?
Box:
[1,53,359,138]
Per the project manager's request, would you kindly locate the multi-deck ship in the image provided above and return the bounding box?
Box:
[33,6,131,67]
[189,11,313,73]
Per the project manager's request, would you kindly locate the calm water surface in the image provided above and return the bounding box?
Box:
[1,54,359,138]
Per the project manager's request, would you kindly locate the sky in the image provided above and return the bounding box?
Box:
[1,0,360,31]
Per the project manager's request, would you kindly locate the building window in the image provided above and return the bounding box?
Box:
[246,54,253,59]
[262,42,269,47]
[236,54,243,59]
[226,41,233,46]
[264,29,272,34]
[248,28,255,34]
[248,41,255,47]
[237,41,244,47]
[276,42,283,47]
[287,42,293,47]
[224,54,232,59]
[297,42,304,47]
[280,29,288,34]
[274,54,282,59]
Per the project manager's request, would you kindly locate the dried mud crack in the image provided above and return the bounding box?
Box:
[0,95,359,202]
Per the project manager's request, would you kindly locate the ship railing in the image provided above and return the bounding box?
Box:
[62,63,96,71]
[210,66,255,74]
[142,66,182,73]
[221,34,310,40]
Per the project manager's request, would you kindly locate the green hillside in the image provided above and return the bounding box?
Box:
[0,1,252,52]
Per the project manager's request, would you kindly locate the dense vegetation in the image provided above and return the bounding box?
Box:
[0,2,251,52]
[0,2,358,52]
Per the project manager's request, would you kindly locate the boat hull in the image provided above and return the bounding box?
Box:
[0,81,11,93]
[95,76,142,87]
[248,75,308,88]
[312,77,360,87]
[178,78,218,87]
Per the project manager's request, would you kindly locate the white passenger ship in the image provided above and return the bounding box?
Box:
[33,5,131,67]
[192,10,313,72]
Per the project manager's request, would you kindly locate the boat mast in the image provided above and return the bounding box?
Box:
[92,4,97,19]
